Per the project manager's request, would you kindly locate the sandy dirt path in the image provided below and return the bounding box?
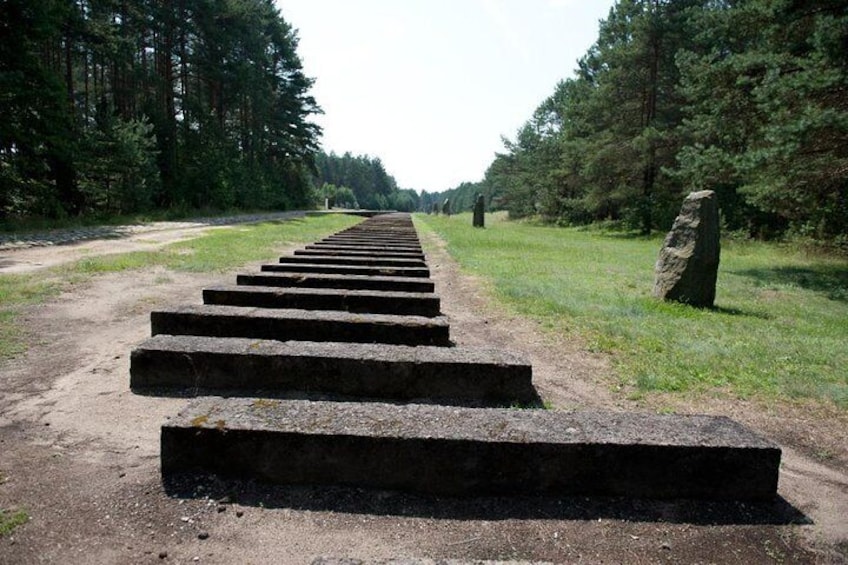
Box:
[0,220,846,564]
[0,212,306,275]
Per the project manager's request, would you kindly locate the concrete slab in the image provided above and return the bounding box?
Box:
[261,263,430,278]
[293,249,426,260]
[151,305,451,346]
[131,335,534,403]
[238,272,435,293]
[306,244,423,255]
[161,398,781,500]
[203,285,441,317]
[324,235,420,243]
[312,560,550,565]
[335,229,418,238]
[314,241,422,251]
[276,255,427,268]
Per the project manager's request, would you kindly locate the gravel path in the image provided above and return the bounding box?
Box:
[0,211,308,251]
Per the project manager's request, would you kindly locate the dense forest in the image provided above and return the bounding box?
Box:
[3,0,846,244]
[312,151,420,212]
[433,0,847,243]
[0,0,321,221]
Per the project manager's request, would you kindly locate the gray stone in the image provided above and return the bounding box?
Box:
[238,272,435,293]
[653,190,721,307]
[310,231,417,240]
[131,335,534,403]
[150,305,451,346]
[275,254,427,268]
[442,198,451,216]
[322,237,420,246]
[261,263,431,279]
[312,560,551,565]
[161,398,781,500]
[473,194,485,228]
[309,242,422,252]
[202,285,441,317]
[293,248,426,260]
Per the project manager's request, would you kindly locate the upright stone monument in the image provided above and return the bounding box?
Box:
[473,193,485,228]
[442,198,451,216]
[653,190,720,308]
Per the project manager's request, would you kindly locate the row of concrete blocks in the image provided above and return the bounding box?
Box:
[130,212,781,500]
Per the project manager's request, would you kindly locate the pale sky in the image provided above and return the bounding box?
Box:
[276,0,616,193]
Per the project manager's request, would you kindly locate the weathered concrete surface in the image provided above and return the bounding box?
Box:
[653,190,721,307]
[203,285,441,317]
[314,238,421,251]
[151,305,451,346]
[325,235,420,244]
[238,272,435,293]
[336,230,418,238]
[277,255,427,268]
[261,262,431,278]
[319,234,421,243]
[293,248,426,260]
[306,244,423,254]
[332,226,418,233]
[161,398,781,500]
[131,335,534,403]
[310,557,553,565]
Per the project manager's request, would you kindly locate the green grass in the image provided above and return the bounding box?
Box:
[0,275,62,358]
[0,206,298,234]
[0,213,361,362]
[416,212,848,408]
[60,214,361,275]
[0,508,28,536]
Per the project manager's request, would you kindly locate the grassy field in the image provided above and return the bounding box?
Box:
[0,213,361,361]
[417,212,848,408]
[59,214,360,275]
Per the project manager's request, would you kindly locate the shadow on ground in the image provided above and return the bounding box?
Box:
[709,305,772,319]
[163,473,809,527]
[731,265,848,302]
[132,386,545,409]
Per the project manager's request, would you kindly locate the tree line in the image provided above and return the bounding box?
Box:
[433,0,847,243]
[0,0,320,221]
[312,151,420,212]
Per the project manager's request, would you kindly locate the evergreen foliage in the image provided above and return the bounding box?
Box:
[0,0,320,221]
[471,0,848,243]
[312,151,420,212]
[421,180,495,216]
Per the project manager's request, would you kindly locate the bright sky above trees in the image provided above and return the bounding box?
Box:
[277,0,616,192]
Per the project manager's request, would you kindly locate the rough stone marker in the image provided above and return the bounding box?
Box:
[653,190,721,307]
[473,193,485,228]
